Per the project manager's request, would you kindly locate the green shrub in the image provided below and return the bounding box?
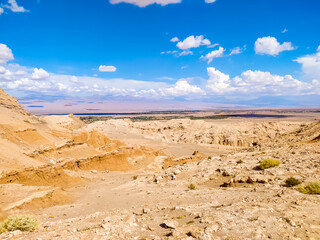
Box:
[297,181,320,194]
[285,177,301,187]
[0,215,38,233]
[259,158,281,170]
[188,184,196,190]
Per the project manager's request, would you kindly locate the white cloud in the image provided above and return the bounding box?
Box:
[109,0,181,7]
[2,43,319,102]
[99,65,117,72]
[0,7,4,15]
[207,43,219,48]
[176,35,211,50]
[179,50,193,56]
[3,0,28,13]
[205,0,217,3]
[0,44,14,64]
[201,47,225,64]
[70,76,79,83]
[206,67,233,94]
[31,68,50,80]
[161,79,205,97]
[206,67,317,96]
[295,45,320,81]
[282,29,288,33]
[156,76,175,81]
[255,36,295,56]
[170,37,179,42]
[161,50,178,55]
[229,46,243,56]
[0,66,6,74]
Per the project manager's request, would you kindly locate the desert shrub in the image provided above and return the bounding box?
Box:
[236,160,243,164]
[285,177,301,187]
[188,184,196,190]
[297,181,320,194]
[133,176,138,180]
[259,158,281,170]
[0,215,38,233]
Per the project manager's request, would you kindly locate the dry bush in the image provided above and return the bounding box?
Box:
[285,177,301,187]
[0,215,38,233]
[259,158,281,170]
[297,181,320,194]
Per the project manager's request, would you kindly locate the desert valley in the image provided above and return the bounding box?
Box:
[0,89,319,239]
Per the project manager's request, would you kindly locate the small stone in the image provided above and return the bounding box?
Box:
[160,220,178,229]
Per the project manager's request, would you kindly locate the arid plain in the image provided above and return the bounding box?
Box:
[0,88,319,239]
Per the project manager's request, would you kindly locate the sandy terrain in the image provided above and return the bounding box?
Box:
[0,88,319,239]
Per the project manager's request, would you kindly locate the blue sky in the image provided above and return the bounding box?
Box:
[0,0,320,112]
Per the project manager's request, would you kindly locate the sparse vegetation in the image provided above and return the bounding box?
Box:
[236,160,243,164]
[133,176,138,180]
[297,181,320,194]
[259,158,281,170]
[188,184,196,190]
[0,215,38,233]
[285,177,301,187]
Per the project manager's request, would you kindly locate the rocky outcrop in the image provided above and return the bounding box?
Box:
[87,119,303,148]
[0,88,31,117]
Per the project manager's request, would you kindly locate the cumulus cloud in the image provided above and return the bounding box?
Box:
[161,79,205,97]
[255,36,295,56]
[206,67,317,96]
[3,0,28,12]
[2,42,320,103]
[295,45,320,81]
[109,0,181,7]
[176,35,211,50]
[206,67,232,94]
[201,47,225,64]
[99,65,117,72]
[170,37,179,42]
[0,7,4,15]
[0,44,14,64]
[205,0,217,3]
[31,68,50,80]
